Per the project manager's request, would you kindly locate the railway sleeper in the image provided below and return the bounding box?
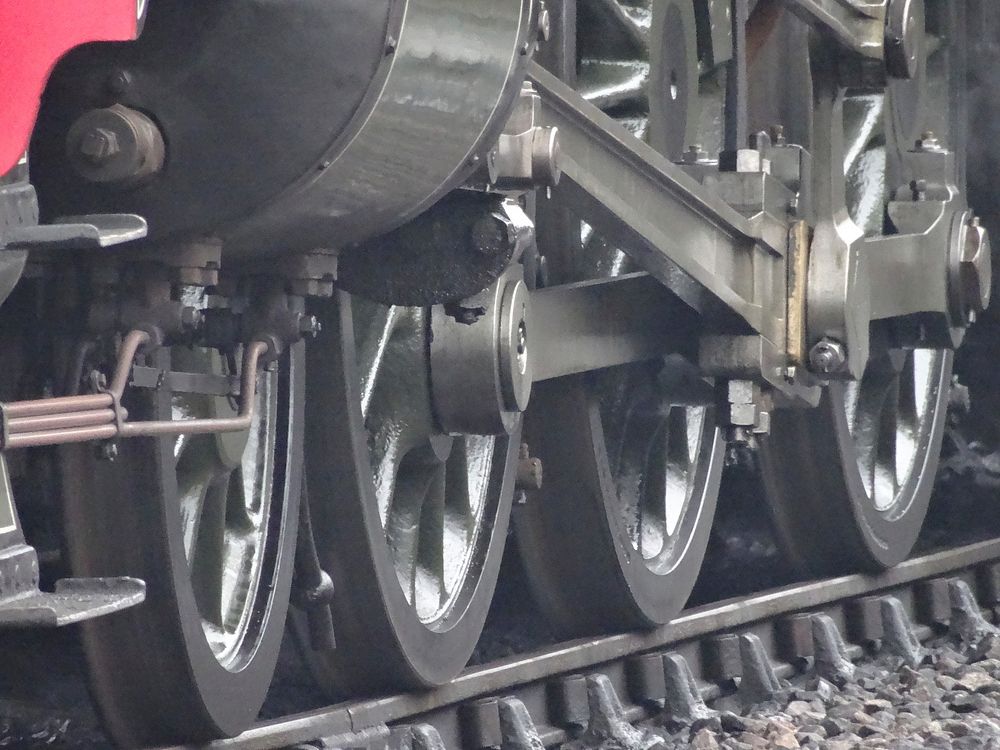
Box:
[210,545,1000,750]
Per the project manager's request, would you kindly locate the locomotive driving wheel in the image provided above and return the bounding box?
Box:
[518,359,724,634]
[516,0,733,635]
[759,0,964,575]
[300,292,517,696]
[61,319,303,745]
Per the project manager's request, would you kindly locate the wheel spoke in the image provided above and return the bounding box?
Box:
[444,441,474,541]
[874,376,902,508]
[357,304,402,420]
[219,472,260,634]
[190,471,230,627]
[416,465,447,619]
[385,457,435,606]
[579,59,649,111]
[637,421,668,558]
[362,306,437,523]
[177,433,223,558]
[664,406,692,536]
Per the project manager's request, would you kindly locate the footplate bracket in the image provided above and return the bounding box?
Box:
[0,568,146,628]
[0,456,145,628]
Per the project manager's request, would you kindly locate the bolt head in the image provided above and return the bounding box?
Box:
[180,306,204,331]
[297,314,322,338]
[748,131,773,152]
[915,131,945,153]
[681,144,710,165]
[537,3,552,42]
[107,69,133,95]
[960,216,992,316]
[809,339,847,374]
[79,128,120,163]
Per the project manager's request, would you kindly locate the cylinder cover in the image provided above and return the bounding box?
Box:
[31,0,535,258]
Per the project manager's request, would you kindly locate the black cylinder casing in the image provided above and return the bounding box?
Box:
[32,0,535,259]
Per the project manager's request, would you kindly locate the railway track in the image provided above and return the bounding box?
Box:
[173,536,1000,750]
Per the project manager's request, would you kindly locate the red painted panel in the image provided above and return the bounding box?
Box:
[1,1,138,175]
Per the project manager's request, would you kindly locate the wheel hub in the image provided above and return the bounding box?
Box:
[431,264,534,436]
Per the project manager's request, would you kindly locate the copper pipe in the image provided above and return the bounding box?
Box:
[119,340,269,438]
[8,409,117,435]
[1,335,270,448]
[5,424,119,450]
[110,330,151,397]
[3,393,114,419]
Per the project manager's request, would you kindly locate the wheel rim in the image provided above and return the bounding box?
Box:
[516,1,725,635]
[301,292,516,694]
[62,329,301,745]
[843,348,944,515]
[759,1,962,574]
[172,344,279,667]
[833,0,958,529]
[595,362,712,573]
[354,299,503,628]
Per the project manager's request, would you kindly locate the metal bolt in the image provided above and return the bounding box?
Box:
[180,306,204,331]
[99,442,119,462]
[915,131,945,153]
[67,104,165,185]
[515,443,543,491]
[809,338,848,374]
[537,1,552,42]
[79,128,120,163]
[106,69,133,96]
[297,314,322,338]
[748,131,773,152]
[726,425,752,445]
[681,143,711,165]
[910,179,928,201]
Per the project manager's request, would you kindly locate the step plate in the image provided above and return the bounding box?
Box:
[0,577,145,628]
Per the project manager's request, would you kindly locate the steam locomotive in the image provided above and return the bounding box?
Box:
[0,0,995,745]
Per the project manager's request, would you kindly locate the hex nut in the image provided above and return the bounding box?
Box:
[79,128,120,163]
[66,104,165,186]
[537,1,551,42]
[914,131,945,154]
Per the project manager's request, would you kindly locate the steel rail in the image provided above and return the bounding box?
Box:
[169,537,1000,750]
